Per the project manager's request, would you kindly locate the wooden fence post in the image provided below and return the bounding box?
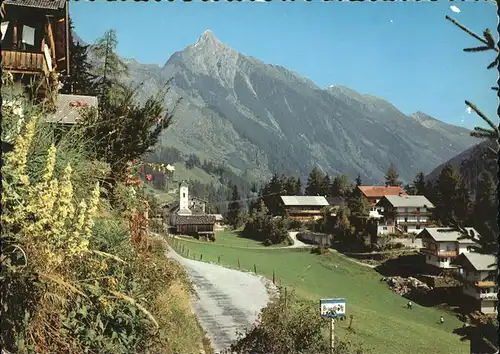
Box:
[218,256,220,264]
[272,270,275,285]
[200,254,203,261]
[253,264,257,274]
[238,258,241,269]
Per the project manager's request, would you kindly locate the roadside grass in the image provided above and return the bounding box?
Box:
[167,238,469,354]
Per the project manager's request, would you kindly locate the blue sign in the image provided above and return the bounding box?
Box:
[320,298,346,319]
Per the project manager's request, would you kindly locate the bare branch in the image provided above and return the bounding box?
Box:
[491,87,499,91]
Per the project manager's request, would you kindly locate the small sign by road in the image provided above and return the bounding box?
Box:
[320,298,346,319]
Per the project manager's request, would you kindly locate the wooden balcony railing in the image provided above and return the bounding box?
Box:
[475,280,496,288]
[422,248,457,257]
[2,50,49,75]
[396,221,433,226]
[394,212,433,217]
[287,210,323,214]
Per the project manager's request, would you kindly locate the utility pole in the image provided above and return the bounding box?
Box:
[330,317,335,353]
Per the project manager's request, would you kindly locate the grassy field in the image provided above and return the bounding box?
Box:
[178,230,290,249]
[168,232,469,354]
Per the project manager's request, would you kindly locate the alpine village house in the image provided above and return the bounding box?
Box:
[280,196,330,222]
[358,186,407,219]
[375,195,434,235]
[1,0,98,125]
[453,252,497,315]
[165,182,216,241]
[420,227,478,271]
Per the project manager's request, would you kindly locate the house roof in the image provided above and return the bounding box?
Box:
[456,252,496,271]
[5,0,66,10]
[44,94,98,124]
[422,227,479,244]
[378,195,434,208]
[325,197,346,207]
[176,215,216,225]
[358,186,407,198]
[209,214,224,221]
[280,196,329,207]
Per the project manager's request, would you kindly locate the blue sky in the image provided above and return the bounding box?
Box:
[70,1,498,129]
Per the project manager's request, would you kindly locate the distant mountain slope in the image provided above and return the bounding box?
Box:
[87,30,477,184]
[425,139,498,196]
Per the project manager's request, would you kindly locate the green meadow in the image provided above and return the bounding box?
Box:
[168,231,468,354]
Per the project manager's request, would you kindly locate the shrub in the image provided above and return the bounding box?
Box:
[231,291,369,354]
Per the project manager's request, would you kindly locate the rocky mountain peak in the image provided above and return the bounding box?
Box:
[191,29,225,52]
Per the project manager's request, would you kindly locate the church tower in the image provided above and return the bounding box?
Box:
[178,181,192,216]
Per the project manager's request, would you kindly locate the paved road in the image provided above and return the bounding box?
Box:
[167,246,276,353]
[288,231,310,248]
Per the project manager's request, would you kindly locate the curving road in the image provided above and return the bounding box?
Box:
[167,246,276,353]
[288,231,310,248]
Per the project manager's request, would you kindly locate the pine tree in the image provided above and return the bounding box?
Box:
[320,174,331,196]
[446,16,499,145]
[425,180,436,202]
[294,177,302,195]
[472,171,498,253]
[355,174,362,187]
[404,183,416,195]
[60,18,97,95]
[385,164,402,187]
[435,164,467,226]
[446,16,498,254]
[227,184,241,228]
[262,173,286,216]
[305,166,324,196]
[413,172,426,195]
[330,174,351,197]
[91,29,129,102]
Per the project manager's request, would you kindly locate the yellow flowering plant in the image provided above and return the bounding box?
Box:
[1,93,179,354]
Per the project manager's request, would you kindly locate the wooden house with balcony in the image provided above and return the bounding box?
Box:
[453,252,497,315]
[375,195,434,235]
[280,196,330,222]
[420,227,478,271]
[1,0,70,95]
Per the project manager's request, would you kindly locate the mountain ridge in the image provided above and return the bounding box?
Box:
[80,30,478,184]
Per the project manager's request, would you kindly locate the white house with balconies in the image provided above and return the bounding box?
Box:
[453,252,497,315]
[375,195,434,235]
[420,227,478,270]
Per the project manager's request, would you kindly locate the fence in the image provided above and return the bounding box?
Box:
[167,236,286,288]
